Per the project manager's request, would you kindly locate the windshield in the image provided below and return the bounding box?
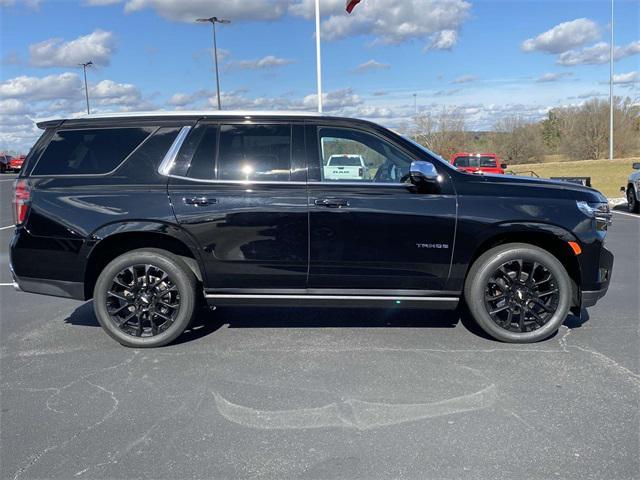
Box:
[328,155,362,166]
[453,155,497,168]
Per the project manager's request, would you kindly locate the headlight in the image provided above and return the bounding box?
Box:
[576,201,612,231]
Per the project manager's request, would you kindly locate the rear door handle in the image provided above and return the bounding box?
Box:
[184,197,216,206]
[314,198,349,208]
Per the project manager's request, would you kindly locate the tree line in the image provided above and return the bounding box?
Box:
[405,97,640,164]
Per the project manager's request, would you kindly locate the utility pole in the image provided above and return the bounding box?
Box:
[196,16,231,110]
[413,93,417,115]
[79,61,93,115]
[609,0,614,160]
[315,0,323,112]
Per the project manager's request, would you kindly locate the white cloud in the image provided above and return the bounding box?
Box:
[0,0,41,8]
[29,30,115,68]
[612,71,639,84]
[450,74,477,84]
[122,0,288,22]
[557,40,640,66]
[302,88,363,110]
[522,18,600,54]
[0,73,82,100]
[352,59,390,73]
[305,0,471,48]
[433,88,462,97]
[168,89,212,107]
[226,55,294,70]
[535,72,573,82]
[426,30,458,51]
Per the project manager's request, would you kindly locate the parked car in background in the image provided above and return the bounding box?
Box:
[323,154,370,181]
[0,153,11,173]
[10,111,613,348]
[451,152,507,175]
[9,154,26,172]
[623,161,640,213]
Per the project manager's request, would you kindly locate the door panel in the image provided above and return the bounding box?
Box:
[168,122,308,290]
[306,123,457,291]
[308,184,456,290]
[169,180,308,289]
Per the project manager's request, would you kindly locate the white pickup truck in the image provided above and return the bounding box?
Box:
[323,154,370,181]
[623,161,640,213]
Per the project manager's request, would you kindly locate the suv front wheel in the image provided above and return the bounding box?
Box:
[93,248,198,348]
[464,243,572,343]
[628,186,639,213]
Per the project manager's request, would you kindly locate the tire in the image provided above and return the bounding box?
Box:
[464,243,572,343]
[628,187,639,214]
[93,248,198,348]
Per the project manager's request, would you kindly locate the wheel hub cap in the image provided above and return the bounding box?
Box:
[105,264,181,338]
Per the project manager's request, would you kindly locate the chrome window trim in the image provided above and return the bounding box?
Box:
[307,181,407,187]
[165,173,306,186]
[157,126,192,176]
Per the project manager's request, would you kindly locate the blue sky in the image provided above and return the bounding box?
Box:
[1,0,638,152]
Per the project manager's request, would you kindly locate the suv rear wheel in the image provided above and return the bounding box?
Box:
[464,243,571,343]
[93,248,197,348]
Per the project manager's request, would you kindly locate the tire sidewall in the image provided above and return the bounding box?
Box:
[465,244,572,343]
[93,249,196,348]
[628,188,639,213]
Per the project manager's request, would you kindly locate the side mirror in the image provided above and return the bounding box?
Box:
[500,163,508,169]
[632,162,640,170]
[410,160,438,184]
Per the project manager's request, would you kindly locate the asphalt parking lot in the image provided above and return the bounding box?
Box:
[0,174,638,480]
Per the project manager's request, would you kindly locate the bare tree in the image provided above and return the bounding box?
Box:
[413,107,469,159]
[489,115,543,164]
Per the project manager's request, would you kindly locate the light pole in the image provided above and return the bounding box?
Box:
[413,93,417,115]
[79,61,93,115]
[315,0,323,112]
[196,16,230,110]
[609,0,614,160]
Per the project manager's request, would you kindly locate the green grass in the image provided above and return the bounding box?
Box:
[509,157,638,198]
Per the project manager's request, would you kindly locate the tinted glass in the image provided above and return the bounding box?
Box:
[186,125,218,179]
[33,127,152,175]
[319,127,412,183]
[453,156,497,168]
[217,124,291,181]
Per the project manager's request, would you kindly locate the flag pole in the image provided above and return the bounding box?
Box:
[609,0,614,160]
[315,0,323,113]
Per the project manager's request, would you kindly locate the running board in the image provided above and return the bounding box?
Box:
[204,293,459,309]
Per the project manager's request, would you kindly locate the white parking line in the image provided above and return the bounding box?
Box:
[0,225,15,231]
[0,283,15,286]
[613,210,639,219]
[0,178,17,182]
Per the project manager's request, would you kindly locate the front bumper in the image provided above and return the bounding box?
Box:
[580,245,613,308]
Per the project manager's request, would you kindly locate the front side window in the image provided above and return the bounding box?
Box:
[33,127,153,175]
[319,127,413,183]
[217,124,291,182]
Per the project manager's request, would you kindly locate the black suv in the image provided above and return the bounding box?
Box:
[10,112,613,347]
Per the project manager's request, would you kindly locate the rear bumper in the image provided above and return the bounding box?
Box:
[10,265,84,300]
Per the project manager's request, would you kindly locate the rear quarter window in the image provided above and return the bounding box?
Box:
[32,127,154,176]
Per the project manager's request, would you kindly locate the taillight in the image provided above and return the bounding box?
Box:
[13,179,31,225]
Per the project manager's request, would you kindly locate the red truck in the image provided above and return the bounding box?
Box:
[451,152,507,175]
[8,154,26,172]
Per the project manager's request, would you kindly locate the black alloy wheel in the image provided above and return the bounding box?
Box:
[464,243,572,343]
[484,259,559,333]
[106,264,181,338]
[94,249,197,348]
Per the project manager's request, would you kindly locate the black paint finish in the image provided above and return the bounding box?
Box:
[10,113,612,310]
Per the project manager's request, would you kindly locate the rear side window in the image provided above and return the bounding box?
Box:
[217,124,291,182]
[32,127,153,175]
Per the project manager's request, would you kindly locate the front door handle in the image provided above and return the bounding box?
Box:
[184,197,216,206]
[314,198,349,208]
